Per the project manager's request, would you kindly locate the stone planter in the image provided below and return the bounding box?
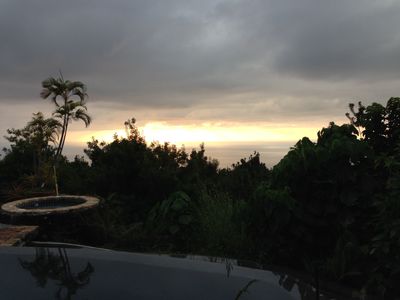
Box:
[1,195,99,217]
[0,195,100,226]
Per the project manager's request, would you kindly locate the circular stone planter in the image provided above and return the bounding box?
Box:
[1,195,100,217]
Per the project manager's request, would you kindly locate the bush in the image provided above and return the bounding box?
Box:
[248,185,295,262]
[194,190,250,257]
[146,191,194,247]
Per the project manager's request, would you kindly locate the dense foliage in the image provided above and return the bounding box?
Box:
[1,98,400,298]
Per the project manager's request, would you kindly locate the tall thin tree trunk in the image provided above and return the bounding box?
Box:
[59,121,69,158]
[56,131,63,160]
[53,104,68,195]
[56,115,68,160]
[53,123,64,195]
[53,165,59,196]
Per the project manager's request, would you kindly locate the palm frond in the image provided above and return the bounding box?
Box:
[41,75,91,158]
[40,89,51,99]
[73,108,92,127]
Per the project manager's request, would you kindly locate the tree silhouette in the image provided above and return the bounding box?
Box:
[19,247,94,300]
[5,112,61,177]
[40,74,91,194]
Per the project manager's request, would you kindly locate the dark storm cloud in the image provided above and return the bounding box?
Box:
[267,1,400,79]
[0,0,400,121]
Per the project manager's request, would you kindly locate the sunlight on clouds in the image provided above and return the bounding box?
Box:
[68,122,319,147]
[69,129,127,144]
[141,122,317,144]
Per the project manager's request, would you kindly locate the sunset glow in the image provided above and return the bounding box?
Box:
[141,122,318,144]
[70,129,127,144]
[69,122,319,147]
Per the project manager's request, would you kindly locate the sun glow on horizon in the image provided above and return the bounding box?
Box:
[69,129,127,145]
[141,122,295,144]
[69,121,319,146]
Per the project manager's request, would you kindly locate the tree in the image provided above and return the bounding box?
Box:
[346,98,400,295]
[5,112,61,177]
[40,74,91,194]
[346,98,400,154]
[0,112,62,200]
[270,123,375,275]
[219,152,270,201]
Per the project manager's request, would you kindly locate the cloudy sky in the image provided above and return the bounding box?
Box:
[1,0,400,166]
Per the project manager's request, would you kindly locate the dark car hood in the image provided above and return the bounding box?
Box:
[0,246,326,299]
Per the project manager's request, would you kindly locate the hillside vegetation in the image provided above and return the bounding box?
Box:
[1,98,400,298]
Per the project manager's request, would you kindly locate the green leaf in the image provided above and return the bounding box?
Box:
[171,199,187,211]
[178,215,192,225]
[169,225,180,235]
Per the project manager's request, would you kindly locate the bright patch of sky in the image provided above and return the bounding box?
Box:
[1,0,400,165]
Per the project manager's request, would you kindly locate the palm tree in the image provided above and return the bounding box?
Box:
[40,75,91,195]
[20,247,94,299]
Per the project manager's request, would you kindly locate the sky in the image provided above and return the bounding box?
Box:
[1,0,400,167]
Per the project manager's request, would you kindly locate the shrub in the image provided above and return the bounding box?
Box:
[146,191,194,248]
[248,185,295,261]
[194,190,249,257]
